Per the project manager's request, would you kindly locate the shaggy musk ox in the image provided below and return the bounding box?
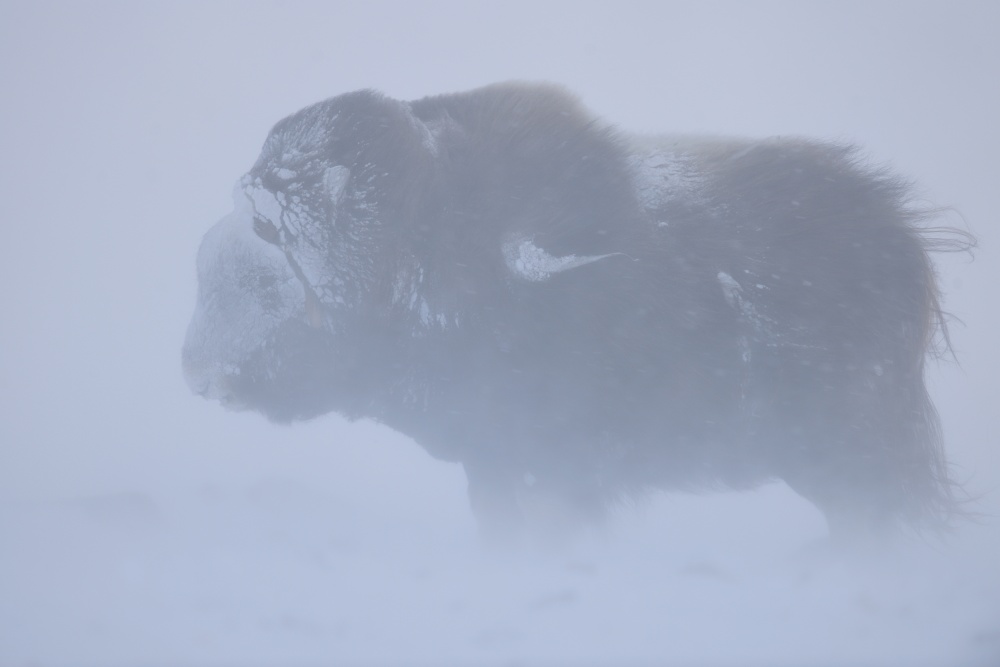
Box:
[183,82,964,543]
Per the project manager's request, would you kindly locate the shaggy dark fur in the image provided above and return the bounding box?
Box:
[183,82,966,543]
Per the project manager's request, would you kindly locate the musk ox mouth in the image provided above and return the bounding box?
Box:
[183,359,250,412]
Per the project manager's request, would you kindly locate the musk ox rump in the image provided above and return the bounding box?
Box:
[183,82,963,543]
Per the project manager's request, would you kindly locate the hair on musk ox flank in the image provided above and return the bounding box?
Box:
[183,82,971,544]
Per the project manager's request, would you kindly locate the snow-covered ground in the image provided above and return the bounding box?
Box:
[2,3,998,665]
[4,450,999,665]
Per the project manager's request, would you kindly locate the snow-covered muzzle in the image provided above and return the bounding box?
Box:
[183,167,349,400]
[183,127,395,423]
[182,189,307,405]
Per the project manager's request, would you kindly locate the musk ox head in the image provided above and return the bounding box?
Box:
[183,91,438,422]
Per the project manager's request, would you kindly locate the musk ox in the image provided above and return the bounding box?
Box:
[183,82,964,543]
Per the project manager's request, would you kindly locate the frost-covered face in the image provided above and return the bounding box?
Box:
[182,93,406,422]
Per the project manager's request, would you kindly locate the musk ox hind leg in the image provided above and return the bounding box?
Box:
[462,454,608,548]
[462,457,525,546]
[767,368,953,545]
[754,286,957,545]
[708,145,966,544]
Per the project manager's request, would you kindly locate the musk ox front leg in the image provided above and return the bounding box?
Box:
[462,456,525,544]
[463,454,611,546]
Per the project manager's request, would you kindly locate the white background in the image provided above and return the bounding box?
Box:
[1,2,998,665]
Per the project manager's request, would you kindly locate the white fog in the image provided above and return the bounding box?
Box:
[1,2,998,665]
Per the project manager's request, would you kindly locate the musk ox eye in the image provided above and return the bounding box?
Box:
[253,217,281,245]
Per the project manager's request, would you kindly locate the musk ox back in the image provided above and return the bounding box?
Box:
[183,82,962,544]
